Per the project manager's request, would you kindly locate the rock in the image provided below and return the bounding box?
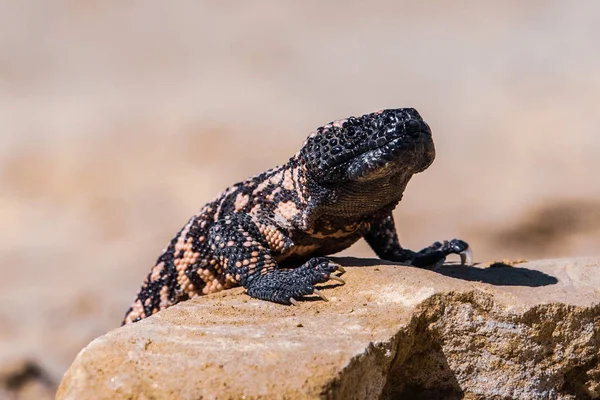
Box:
[57,257,600,400]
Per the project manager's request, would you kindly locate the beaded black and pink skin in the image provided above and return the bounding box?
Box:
[123,108,471,324]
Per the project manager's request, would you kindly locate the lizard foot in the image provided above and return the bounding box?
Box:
[438,239,472,266]
[246,257,344,305]
[411,238,472,268]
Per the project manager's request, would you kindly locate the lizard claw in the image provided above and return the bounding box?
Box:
[334,265,346,275]
[289,297,299,306]
[313,288,328,302]
[460,247,473,266]
[328,275,346,285]
[327,262,345,275]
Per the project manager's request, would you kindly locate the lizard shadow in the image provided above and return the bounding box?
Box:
[330,256,558,287]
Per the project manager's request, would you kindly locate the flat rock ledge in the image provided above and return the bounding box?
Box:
[57,257,600,400]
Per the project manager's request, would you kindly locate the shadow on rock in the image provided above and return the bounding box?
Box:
[332,257,558,287]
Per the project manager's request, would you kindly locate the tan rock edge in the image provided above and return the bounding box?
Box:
[57,257,600,400]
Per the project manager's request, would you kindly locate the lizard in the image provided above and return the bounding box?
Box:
[123,108,471,324]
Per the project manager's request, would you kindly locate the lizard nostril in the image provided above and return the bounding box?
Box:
[406,120,427,138]
[406,119,420,130]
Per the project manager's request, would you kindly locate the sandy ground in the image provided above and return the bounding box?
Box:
[1,1,600,395]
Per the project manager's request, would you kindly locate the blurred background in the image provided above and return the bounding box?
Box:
[1,1,599,397]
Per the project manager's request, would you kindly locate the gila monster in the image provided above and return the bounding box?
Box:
[123,108,471,324]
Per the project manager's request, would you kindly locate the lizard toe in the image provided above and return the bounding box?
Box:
[312,288,329,302]
[460,246,473,266]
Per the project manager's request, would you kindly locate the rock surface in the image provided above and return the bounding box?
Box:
[57,257,600,400]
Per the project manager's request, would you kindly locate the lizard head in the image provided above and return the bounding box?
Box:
[300,108,435,184]
[298,108,436,217]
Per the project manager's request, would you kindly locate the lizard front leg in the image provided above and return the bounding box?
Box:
[210,213,343,305]
[364,213,472,268]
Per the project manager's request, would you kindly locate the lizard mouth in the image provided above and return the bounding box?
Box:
[346,134,434,181]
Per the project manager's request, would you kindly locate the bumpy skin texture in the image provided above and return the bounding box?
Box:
[123,108,471,324]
